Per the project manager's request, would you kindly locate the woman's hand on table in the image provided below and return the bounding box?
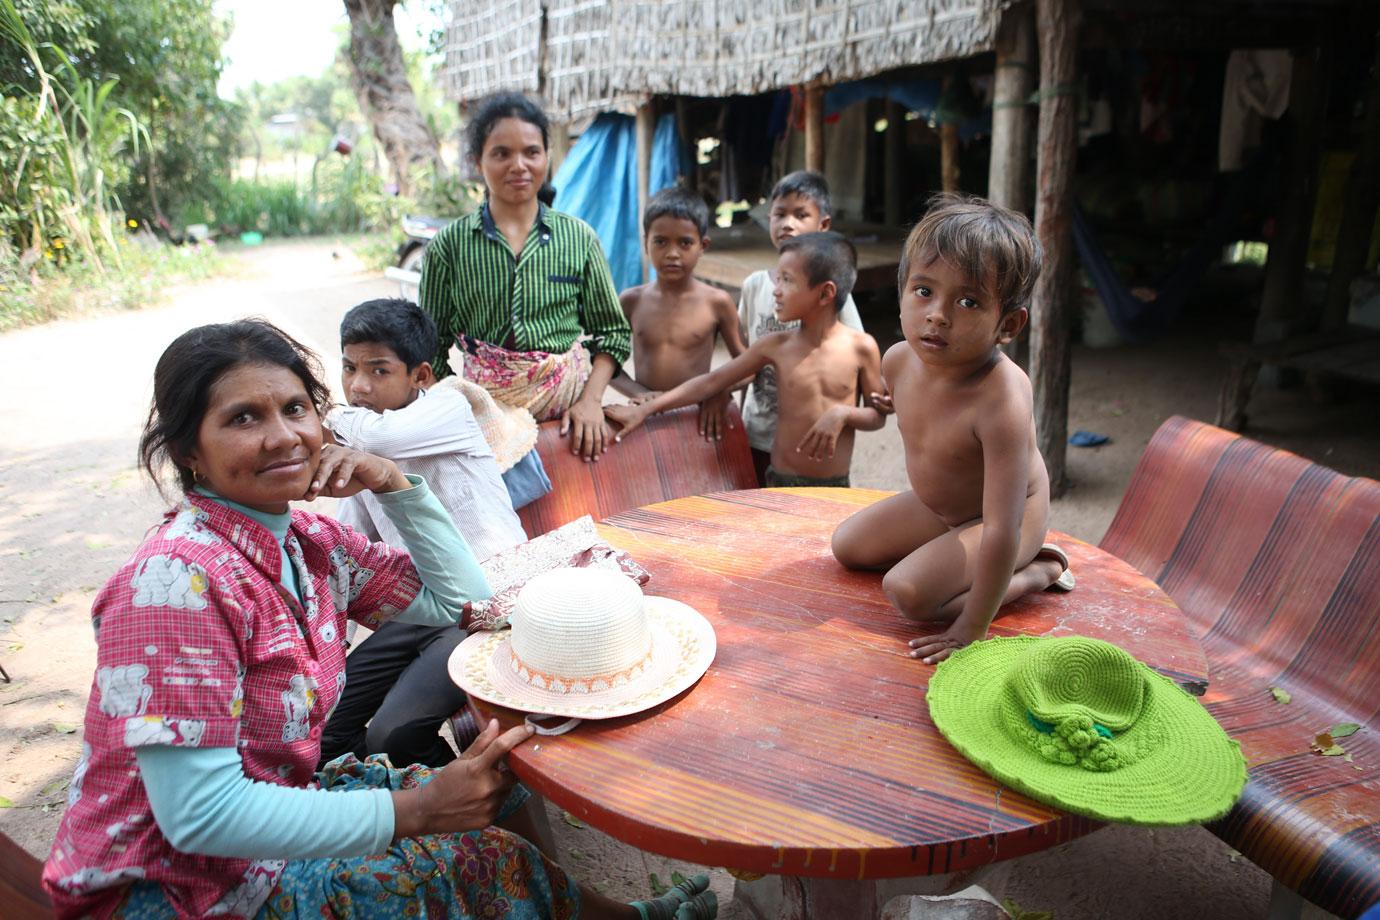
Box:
[392,719,535,839]
[304,444,410,501]
[561,397,613,461]
[908,619,989,665]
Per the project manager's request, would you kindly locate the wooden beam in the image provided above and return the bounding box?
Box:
[1256,47,1328,345]
[1323,33,1380,331]
[884,99,905,227]
[988,3,1036,216]
[940,120,961,193]
[1030,0,1081,497]
[636,99,655,283]
[548,122,570,175]
[805,80,825,173]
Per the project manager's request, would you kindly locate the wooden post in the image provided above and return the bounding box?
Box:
[989,3,1036,215]
[548,122,571,175]
[805,80,825,173]
[1323,33,1380,331]
[1256,47,1327,345]
[636,99,655,282]
[941,121,961,192]
[1030,0,1081,497]
[883,99,906,226]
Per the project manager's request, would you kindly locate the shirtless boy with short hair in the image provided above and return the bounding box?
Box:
[831,194,1073,665]
[606,231,884,486]
[615,186,747,439]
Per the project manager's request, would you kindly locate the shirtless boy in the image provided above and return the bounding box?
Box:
[831,194,1073,664]
[606,231,884,487]
[615,187,746,439]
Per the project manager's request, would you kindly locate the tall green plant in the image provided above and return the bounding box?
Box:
[0,0,146,272]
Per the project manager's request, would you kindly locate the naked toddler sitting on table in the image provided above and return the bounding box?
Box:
[831,194,1074,664]
[605,231,884,487]
[615,187,747,440]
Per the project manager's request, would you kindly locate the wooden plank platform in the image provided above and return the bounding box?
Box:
[695,223,906,295]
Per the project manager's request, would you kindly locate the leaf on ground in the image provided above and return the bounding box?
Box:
[1310,733,1345,756]
[1269,686,1291,704]
[7,643,20,652]
[670,870,687,889]
[559,811,586,829]
[40,778,69,797]
[648,872,669,897]
[0,796,12,808]
[51,722,78,735]
[1328,722,1362,738]
[1001,898,1055,920]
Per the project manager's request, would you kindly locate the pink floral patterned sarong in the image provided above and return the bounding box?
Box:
[458,335,592,423]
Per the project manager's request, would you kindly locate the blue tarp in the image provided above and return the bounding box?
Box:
[552,113,689,292]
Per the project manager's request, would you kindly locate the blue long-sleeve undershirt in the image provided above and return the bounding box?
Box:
[139,475,489,859]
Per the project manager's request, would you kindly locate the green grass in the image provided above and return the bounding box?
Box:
[0,234,228,332]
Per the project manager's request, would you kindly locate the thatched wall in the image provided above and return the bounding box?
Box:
[443,0,1004,122]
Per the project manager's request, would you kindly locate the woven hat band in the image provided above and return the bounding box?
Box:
[508,644,654,695]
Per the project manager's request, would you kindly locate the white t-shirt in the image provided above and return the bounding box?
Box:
[327,386,527,562]
[736,269,866,452]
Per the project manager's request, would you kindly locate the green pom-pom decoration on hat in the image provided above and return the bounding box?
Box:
[927,635,1247,826]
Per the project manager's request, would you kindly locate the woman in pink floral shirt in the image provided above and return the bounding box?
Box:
[40,321,716,920]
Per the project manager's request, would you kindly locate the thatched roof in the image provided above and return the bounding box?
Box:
[443,0,1006,123]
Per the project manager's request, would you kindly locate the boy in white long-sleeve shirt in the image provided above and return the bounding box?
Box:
[321,298,527,768]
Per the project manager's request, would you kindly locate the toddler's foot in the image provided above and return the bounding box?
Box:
[1037,543,1075,592]
[631,874,717,920]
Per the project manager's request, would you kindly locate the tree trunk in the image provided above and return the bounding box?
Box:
[1030,0,1081,497]
[342,0,445,197]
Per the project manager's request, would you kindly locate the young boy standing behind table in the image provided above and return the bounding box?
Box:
[830,195,1075,667]
[739,171,869,483]
[615,187,748,440]
[319,298,527,769]
[606,231,884,488]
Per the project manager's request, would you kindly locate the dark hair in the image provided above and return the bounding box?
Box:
[769,170,833,217]
[465,92,550,164]
[643,186,710,237]
[778,231,857,310]
[139,320,332,497]
[340,298,438,371]
[899,193,1041,315]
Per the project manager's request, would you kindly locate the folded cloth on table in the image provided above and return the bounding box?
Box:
[463,515,650,632]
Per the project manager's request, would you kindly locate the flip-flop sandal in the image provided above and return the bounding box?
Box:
[1037,543,1076,592]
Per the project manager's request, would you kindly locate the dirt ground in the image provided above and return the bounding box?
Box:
[2,239,1375,918]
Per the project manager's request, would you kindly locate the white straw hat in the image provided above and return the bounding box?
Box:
[449,568,715,725]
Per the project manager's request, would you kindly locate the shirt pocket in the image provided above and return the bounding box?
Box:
[547,274,581,285]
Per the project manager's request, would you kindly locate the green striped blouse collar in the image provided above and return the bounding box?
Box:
[476,201,551,243]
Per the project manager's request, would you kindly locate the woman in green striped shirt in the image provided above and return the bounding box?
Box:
[419,93,631,462]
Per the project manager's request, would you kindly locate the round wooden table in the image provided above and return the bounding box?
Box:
[470,488,1210,886]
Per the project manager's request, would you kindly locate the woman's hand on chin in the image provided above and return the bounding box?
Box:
[303,444,410,500]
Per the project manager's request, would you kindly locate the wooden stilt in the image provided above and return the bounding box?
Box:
[1323,33,1380,331]
[989,3,1036,215]
[805,80,825,173]
[548,122,570,174]
[989,3,1036,360]
[636,99,655,283]
[1030,0,1081,497]
[941,121,961,192]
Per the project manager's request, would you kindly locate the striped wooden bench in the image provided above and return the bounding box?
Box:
[1101,415,1380,919]
[517,403,758,536]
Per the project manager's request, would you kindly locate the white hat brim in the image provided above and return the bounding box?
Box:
[448,597,716,720]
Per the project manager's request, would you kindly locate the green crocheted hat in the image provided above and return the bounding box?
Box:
[927,635,1247,826]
